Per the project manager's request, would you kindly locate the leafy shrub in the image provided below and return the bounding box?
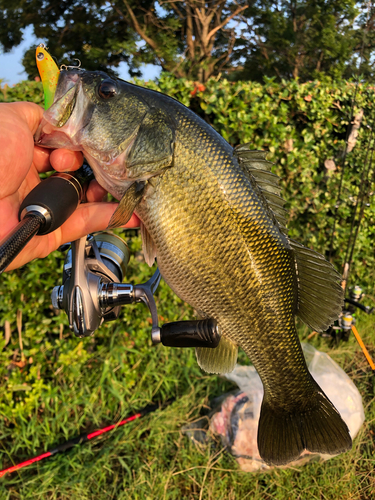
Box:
[3,75,374,290]
[144,75,375,292]
[0,80,43,105]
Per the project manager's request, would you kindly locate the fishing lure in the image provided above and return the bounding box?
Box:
[35,44,60,110]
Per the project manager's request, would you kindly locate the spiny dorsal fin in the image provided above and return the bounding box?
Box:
[234,144,288,231]
[289,238,344,331]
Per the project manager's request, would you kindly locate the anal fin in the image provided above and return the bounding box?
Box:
[196,335,238,374]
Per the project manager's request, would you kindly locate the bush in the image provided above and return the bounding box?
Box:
[2,75,373,289]
[0,80,43,105]
[144,75,375,292]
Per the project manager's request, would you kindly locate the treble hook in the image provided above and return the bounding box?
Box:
[60,59,82,71]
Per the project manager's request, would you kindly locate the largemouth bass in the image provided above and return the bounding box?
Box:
[35,69,352,465]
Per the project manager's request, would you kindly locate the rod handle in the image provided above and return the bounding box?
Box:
[0,214,43,273]
[19,173,84,236]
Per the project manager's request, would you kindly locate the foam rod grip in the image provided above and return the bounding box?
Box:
[160,319,220,348]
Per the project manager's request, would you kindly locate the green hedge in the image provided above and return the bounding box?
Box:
[143,76,375,293]
[1,75,374,290]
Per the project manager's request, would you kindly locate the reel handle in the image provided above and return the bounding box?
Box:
[159,319,220,348]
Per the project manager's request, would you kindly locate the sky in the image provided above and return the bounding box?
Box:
[0,26,161,86]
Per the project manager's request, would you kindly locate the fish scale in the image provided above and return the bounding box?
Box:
[35,69,352,466]
[137,109,310,405]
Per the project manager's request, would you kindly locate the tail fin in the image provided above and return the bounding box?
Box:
[258,390,352,466]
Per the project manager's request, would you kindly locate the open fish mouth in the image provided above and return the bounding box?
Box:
[33,68,142,199]
[34,70,90,151]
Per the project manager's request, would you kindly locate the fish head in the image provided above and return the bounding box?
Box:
[35,69,149,197]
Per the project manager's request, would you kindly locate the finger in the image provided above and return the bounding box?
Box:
[121,213,140,228]
[4,204,141,271]
[2,102,44,134]
[85,180,109,202]
[58,202,139,245]
[4,202,119,271]
[0,103,43,197]
[50,149,83,172]
[33,146,52,173]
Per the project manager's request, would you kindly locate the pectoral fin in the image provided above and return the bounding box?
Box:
[107,181,146,229]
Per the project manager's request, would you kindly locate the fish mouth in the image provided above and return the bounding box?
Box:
[34,71,90,151]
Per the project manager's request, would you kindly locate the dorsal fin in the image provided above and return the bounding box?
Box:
[234,145,288,231]
[289,239,344,331]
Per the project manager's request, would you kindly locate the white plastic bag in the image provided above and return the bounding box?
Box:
[210,343,365,471]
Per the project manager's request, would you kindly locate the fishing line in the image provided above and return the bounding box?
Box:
[328,1,372,260]
[342,124,375,273]
[344,141,375,292]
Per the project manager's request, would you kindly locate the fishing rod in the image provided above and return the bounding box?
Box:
[0,401,172,478]
[0,163,94,274]
[308,284,375,375]
[328,0,373,261]
[322,3,375,369]
[343,141,375,293]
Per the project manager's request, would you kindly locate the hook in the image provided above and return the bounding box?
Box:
[60,59,82,71]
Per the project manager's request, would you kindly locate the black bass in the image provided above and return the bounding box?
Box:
[35,69,352,465]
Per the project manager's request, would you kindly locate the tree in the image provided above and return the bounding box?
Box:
[0,0,249,82]
[0,0,374,83]
[235,0,375,83]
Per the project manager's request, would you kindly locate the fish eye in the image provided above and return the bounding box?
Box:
[37,52,44,61]
[98,80,117,99]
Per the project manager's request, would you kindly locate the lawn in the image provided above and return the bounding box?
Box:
[0,232,374,499]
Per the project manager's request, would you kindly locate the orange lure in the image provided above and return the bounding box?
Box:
[35,44,60,110]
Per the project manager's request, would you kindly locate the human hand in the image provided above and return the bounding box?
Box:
[0,101,140,271]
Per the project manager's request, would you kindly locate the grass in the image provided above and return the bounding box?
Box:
[0,232,374,499]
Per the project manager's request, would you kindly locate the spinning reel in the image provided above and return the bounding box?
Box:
[321,285,374,343]
[52,233,221,347]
